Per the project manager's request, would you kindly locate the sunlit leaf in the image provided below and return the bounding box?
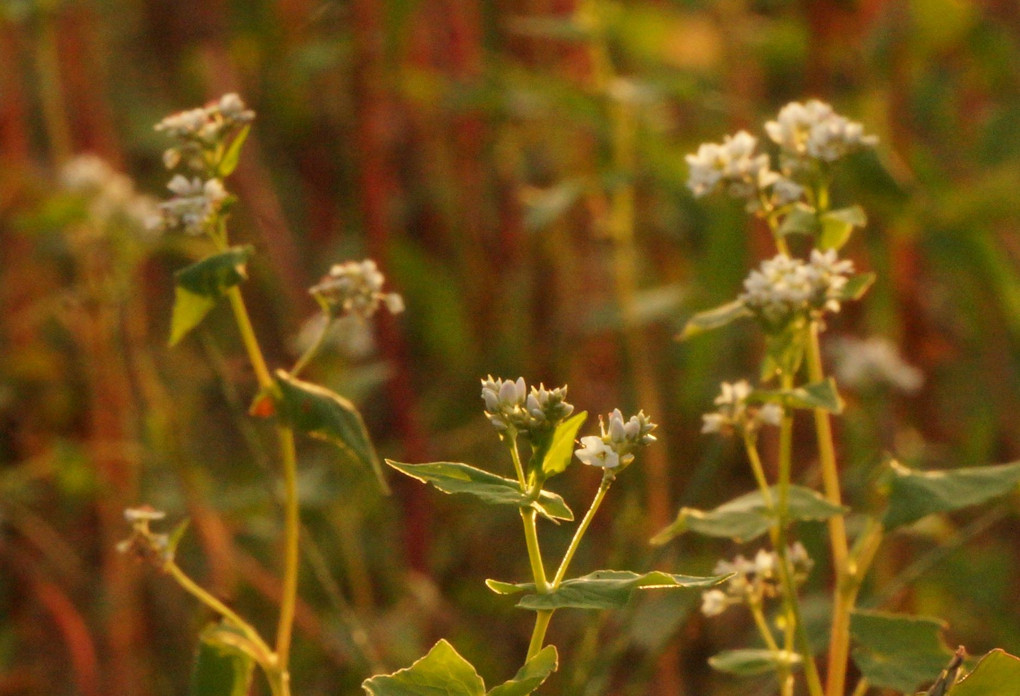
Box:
[836,272,876,302]
[947,650,1020,696]
[362,639,485,696]
[218,124,251,177]
[650,485,846,545]
[386,460,573,522]
[485,570,725,611]
[819,205,866,251]
[487,646,557,696]
[169,246,254,346]
[881,459,1020,530]
[778,203,819,237]
[753,378,843,414]
[850,610,953,694]
[274,370,389,494]
[708,649,802,676]
[190,623,256,696]
[537,411,587,479]
[679,300,752,340]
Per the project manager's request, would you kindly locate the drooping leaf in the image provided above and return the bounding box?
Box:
[218,124,251,177]
[679,300,752,340]
[753,378,843,414]
[386,460,573,522]
[836,272,876,302]
[650,485,846,545]
[537,412,587,479]
[850,610,953,694]
[485,570,725,611]
[818,205,867,251]
[274,370,389,494]
[881,459,1020,530]
[487,646,557,696]
[190,623,256,696]
[169,246,254,346]
[946,650,1020,696]
[708,649,802,676]
[778,203,819,238]
[362,639,485,696]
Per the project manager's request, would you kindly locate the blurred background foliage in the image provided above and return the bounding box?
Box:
[2,0,1020,695]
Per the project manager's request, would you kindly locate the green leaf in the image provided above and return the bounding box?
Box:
[485,570,725,611]
[850,610,953,693]
[650,485,847,545]
[169,246,254,346]
[778,203,819,237]
[754,378,843,414]
[836,272,876,302]
[522,179,584,232]
[708,649,802,676]
[679,300,752,340]
[218,124,251,177]
[274,370,389,494]
[881,459,1020,530]
[190,623,256,696]
[819,205,866,251]
[947,650,1020,696]
[537,412,587,479]
[166,518,190,562]
[487,646,558,696]
[362,639,485,696]
[386,460,573,522]
[760,318,809,380]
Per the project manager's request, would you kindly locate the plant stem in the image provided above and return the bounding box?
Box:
[225,287,274,390]
[290,317,332,379]
[743,436,774,508]
[553,476,612,586]
[523,505,552,660]
[274,426,300,679]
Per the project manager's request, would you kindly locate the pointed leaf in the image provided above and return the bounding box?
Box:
[850,610,953,693]
[538,412,587,478]
[778,203,819,237]
[169,246,254,346]
[487,570,726,611]
[679,300,752,340]
[881,460,1020,530]
[362,639,485,696]
[753,378,843,414]
[708,649,802,676]
[487,646,557,696]
[947,650,1020,696]
[166,518,190,563]
[190,623,256,696]
[386,460,573,522]
[651,485,847,545]
[819,205,866,251]
[218,124,251,177]
[836,272,876,302]
[274,370,389,494]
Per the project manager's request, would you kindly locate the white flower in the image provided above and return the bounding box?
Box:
[574,435,621,469]
[309,259,403,319]
[61,155,159,232]
[739,251,856,327]
[765,100,877,166]
[754,549,776,578]
[157,176,228,235]
[828,336,924,393]
[701,589,729,617]
[481,377,574,437]
[701,380,781,437]
[685,130,777,204]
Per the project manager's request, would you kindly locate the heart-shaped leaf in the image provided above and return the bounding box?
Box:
[169,246,254,346]
[819,205,866,251]
[947,650,1020,696]
[487,646,557,696]
[836,272,876,302]
[778,203,819,238]
[362,639,485,696]
[190,623,257,696]
[753,378,843,414]
[850,610,953,694]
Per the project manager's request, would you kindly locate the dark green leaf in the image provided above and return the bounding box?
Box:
[538,412,587,478]
[219,124,251,177]
[169,246,254,346]
[819,205,866,251]
[190,623,256,696]
[487,646,557,696]
[754,378,843,414]
[778,203,819,237]
[881,460,1020,530]
[708,649,802,676]
[650,485,847,545]
[850,610,953,693]
[274,370,389,494]
[947,650,1020,696]
[836,272,876,302]
[362,639,485,696]
[486,570,725,611]
[386,460,573,522]
[679,300,752,340]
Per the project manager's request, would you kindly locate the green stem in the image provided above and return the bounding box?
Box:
[553,476,612,586]
[274,427,300,679]
[225,287,274,390]
[743,435,774,508]
[508,434,527,487]
[522,505,552,660]
[290,317,332,379]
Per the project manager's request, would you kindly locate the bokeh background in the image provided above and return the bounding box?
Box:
[3,1,1020,694]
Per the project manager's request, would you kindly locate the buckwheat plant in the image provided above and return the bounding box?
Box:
[122,94,401,696]
[657,100,1020,696]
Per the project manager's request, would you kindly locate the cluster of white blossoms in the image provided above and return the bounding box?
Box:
[739,249,855,328]
[573,408,657,472]
[828,336,924,394]
[701,380,783,437]
[156,175,229,236]
[60,155,159,232]
[765,99,878,167]
[700,543,813,617]
[481,376,574,438]
[309,259,404,320]
[155,93,255,170]
[117,506,170,565]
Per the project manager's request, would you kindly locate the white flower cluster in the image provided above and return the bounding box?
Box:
[117,506,171,565]
[573,408,657,473]
[481,376,574,438]
[685,131,776,199]
[739,249,855,328]
[60,155,159,233]
[156,93,255,170]
[701,380,783,437]
[309,259,404,320]
[700,543,812,617]
[828,336,924,394]
[157,175,229,236]
[765,99,878,167]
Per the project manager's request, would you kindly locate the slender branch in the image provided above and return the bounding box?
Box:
[274,426,301,675]
[553,477,612,586]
